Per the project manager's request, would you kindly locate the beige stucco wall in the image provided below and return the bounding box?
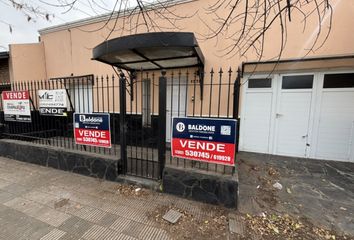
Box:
[36,0,354,79]
[9,43,47,82]
[7,0,354,115]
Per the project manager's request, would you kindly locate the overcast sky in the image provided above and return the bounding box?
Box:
[0,0,118,51]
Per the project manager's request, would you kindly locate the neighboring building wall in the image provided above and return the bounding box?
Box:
[9,43,47,82]
[0,58,9,83]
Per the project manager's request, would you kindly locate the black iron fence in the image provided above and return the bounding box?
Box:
[0,68,240,179]
[163,68,240,175]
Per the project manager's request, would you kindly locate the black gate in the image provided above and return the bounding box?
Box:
[117,68,240,180]
[117,70,166,180]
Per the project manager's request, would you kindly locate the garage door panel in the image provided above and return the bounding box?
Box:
[316,91,354,161]
[276,92,312,157]
[242,92,272,152]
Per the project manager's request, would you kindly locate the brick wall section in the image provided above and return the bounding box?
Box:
[0,59,9,83]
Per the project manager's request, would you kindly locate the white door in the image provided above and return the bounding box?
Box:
[240,77,274,153]
[315,91,354,161]
[314,73,354,162]
[70,83,93,113]
[274,75,314,157]
[166,77,187,142]
[242,92,273,153]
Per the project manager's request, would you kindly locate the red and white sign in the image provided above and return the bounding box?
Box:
[2,91,29,100]
[74,113,111,148]
[171,117,237,166]
[74,129,111,148]
[172,138,235,165]
[1,90,31,122]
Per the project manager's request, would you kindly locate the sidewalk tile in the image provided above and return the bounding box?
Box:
[109,216,132,233]
[139,225,170,240]
[59,216,94,237]
[36,207,71,227]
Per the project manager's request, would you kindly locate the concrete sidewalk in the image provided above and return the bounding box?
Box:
[0,154,353,240]
[0,156,228,240]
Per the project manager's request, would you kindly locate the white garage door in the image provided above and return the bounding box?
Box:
[274,75,314,157]
[275,91,312,157]
[315,73,354,162]
[240,72,354,162]
[242,92,273,152]
[240,78,273,153]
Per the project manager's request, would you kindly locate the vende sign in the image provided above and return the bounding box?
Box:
[38,89,68,116]
[74,113,111,148]
[2,91,29,100]
[171,117,237,166]
[1,90,31,122]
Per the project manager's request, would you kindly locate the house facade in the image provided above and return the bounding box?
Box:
[6,0,354,162]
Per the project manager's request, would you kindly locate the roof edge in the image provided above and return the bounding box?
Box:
[243,54,354,66]
[39,0,197,35]
[241,54,354,75]
[0,51,9,59]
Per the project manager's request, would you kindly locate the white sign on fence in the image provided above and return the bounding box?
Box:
[2,90,31,122]
[38,89,68,116]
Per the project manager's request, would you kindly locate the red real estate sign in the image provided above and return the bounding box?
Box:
[2,91,29,100]
[1,90,31,122]
[171,117,237,166]
[74,113,111,148]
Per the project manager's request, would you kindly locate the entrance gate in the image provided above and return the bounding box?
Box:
[117,68,240,180]
[117,71,167,180]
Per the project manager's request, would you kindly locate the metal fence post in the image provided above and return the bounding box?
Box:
[158,70,167,179]
[119,72,127,174]
[233,67,241,153]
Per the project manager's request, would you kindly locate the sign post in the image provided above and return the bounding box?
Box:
[38,89,68,116]
[74,113,111,148]
[171,117,237,166]
[1,90,31,122]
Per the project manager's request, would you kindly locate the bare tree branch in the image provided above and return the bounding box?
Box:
[1,0,333,62]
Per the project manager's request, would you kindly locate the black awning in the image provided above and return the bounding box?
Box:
[92,32,205,71]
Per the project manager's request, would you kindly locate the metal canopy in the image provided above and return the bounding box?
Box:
[92,32,205,71]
